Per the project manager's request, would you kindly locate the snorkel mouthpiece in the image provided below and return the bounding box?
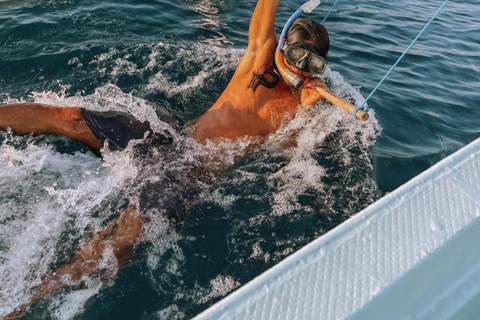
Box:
[275,0,321,88]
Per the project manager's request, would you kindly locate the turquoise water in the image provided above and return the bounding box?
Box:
[0,0,479,319]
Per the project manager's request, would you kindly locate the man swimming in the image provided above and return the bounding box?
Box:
[0,0,346,318]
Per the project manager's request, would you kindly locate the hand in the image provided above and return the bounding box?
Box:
[300,77,327,107]
[303,77,327,90]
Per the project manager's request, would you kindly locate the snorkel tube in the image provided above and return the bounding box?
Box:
[275,0,321,88]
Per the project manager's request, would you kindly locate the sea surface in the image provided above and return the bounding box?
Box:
[0,0,479,319]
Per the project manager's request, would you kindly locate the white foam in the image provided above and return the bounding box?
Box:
[0,87,145,317]
[144,43,242,97]
[50,277,103,320]
[197,275,241,304]
[263,67,381,216]
[157,304,185,320]
[30,83,176,136]
[0,144,104,311]
[143,214,184,273]
[249,241,270,263]
[203,188,239,208]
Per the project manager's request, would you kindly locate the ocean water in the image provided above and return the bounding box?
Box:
[0,0,479,319]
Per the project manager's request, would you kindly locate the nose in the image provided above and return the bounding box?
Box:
[296,58,308,70]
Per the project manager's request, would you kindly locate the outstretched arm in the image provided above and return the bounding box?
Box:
[234,0,280,75]
[248,0,280,50]
[0,103,103,151]
[2,207,145,320]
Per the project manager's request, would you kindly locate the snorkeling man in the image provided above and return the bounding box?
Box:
[0,0,347,318]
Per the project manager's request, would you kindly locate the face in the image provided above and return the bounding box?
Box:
[282,39,325,81]
[282,57,313,80]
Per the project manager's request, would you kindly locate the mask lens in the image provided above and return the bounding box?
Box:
[286,47,307,62]
[308,55,327,74]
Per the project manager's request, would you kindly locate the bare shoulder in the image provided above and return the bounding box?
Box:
[235,38,278,78]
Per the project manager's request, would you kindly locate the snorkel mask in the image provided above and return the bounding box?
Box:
[275,0,322,88]
[283,42,327,74]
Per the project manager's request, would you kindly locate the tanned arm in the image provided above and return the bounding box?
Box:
[247,0,280,51]
[236,0,280,73]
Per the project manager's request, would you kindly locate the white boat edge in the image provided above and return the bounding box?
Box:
[194,137,480,320]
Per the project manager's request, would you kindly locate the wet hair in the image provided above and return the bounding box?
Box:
[286,18,329,60]
[249,18,329,92]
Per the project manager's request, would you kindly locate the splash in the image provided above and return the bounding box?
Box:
[0,140,131,316]
[0,40,380,319]
[30,83,176,136]
[0,86,154,318]
[49,278,103,320]
[0,77,253,318]
[265,67,381,216]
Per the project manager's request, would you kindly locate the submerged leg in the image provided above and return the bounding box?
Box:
[0,103,103,152]
[2,206,145,320]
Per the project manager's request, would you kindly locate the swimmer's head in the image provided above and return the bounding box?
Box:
[287,19,329,59]
[283,18,329,79]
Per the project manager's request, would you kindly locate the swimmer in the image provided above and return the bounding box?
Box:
[0,1,348,318]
